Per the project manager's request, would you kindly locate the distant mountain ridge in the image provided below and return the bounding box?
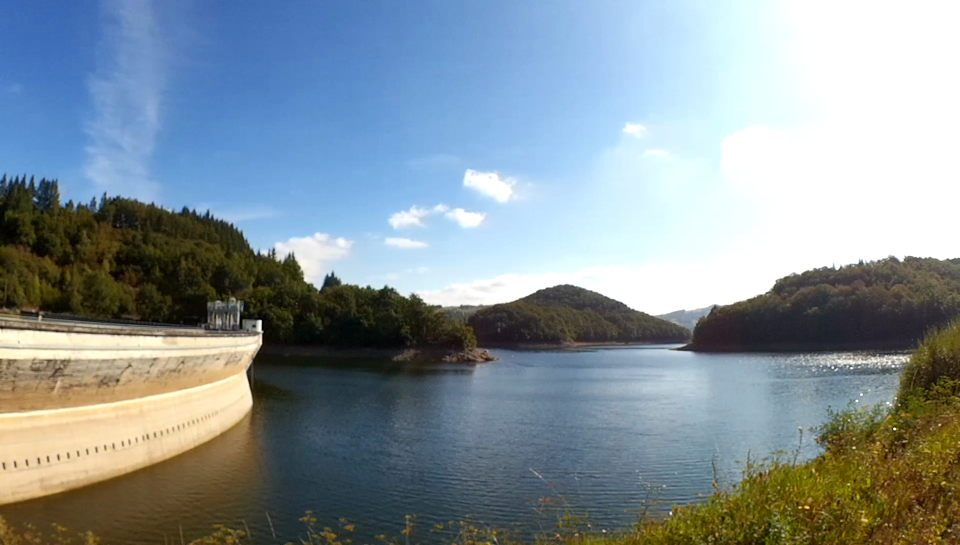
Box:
[657,306,716,331]
[439,305,488,323]
[467,284,690,346]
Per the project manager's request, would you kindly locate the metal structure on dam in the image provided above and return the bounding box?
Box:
[0,303,262,505]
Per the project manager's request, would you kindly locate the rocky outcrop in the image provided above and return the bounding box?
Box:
[392,348,498,364]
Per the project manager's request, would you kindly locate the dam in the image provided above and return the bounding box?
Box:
[0,307,262,506]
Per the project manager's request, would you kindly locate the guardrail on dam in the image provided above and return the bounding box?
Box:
[0,313,263,505]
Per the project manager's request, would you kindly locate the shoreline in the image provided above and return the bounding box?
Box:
[680,339,918,353]
[259,344,497,363]
[479,340,688,351]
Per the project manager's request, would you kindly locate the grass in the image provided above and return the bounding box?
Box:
[10,322,960,544]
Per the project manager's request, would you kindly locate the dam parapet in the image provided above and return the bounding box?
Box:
[0,305,262,505]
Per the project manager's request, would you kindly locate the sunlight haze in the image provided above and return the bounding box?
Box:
[2,0,956,314]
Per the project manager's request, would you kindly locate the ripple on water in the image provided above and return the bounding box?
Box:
[2,347,908,543]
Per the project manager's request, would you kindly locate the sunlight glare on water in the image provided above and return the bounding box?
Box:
[1,347,907,544]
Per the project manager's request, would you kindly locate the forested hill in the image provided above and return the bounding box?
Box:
[691,257,960,350]
[466,285,690,345]
[0,173,475,349]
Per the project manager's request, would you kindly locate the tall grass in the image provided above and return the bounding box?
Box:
[899,319,960,395]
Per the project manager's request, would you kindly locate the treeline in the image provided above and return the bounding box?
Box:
[467,284,691,344]
[691,256,960,349]
[0,173,475,349]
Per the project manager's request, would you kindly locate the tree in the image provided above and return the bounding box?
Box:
[0,172,473,350]
[321,271,342,291]
[35,179,61,212]
[692,257,960,349]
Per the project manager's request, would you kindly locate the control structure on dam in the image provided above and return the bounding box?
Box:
[0,302,263,505]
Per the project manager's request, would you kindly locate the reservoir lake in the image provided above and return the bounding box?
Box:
[1,346,907,543]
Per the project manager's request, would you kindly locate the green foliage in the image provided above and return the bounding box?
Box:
[899,320,960,396]
[467,285,690,345]
[815,401,888,452]
[0,173,471,349]
[0,517,99,545]
[692,256,960,349]
[321,271,342,291]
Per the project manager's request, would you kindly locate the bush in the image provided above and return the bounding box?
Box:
[899,319,960,396]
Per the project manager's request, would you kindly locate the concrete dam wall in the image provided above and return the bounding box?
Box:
[0,317,262,505]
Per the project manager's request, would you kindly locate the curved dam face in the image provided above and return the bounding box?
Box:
[0,317,262,506]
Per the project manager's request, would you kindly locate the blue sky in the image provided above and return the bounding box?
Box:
[2,0,959,314]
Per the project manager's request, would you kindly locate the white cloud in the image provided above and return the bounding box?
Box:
[622,123,647,138]
[84,0,166,202]
[444,208,485,228]
[463,169,515,202]
[385,237,429,249]
[408,266,430,274]
[641,149,670,159]
[389,206,432,229]
[388,204,450,229]
[275,233,352,285]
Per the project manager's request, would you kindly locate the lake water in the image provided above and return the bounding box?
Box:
[0,346,907,543]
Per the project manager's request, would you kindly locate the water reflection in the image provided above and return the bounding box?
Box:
[2,348,908,544]
[1,412,267,543]
[254,353,479,376]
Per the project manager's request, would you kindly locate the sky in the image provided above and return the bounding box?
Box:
[2,0,959,315]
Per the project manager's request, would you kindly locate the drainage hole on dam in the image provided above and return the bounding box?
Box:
[3,396,246,473]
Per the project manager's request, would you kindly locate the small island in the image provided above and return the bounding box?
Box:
[467,284,691,347]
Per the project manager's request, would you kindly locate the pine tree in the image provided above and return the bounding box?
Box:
[321,271,342,291]
[35,179,61,212]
